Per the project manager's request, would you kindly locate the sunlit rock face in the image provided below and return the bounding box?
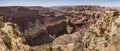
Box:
[52,32,81,50]
[70,10,120,51]
[0,22,31,51]
[51,10,120,51]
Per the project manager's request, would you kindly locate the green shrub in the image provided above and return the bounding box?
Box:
[46,43,52,51]
[2,32,12,49]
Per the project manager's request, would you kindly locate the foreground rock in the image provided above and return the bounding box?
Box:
[72,10,120,51]
[51,10,120,51]
[0,17,31,51]
[52,32,82,51]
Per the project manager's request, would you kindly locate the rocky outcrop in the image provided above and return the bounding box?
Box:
[72,10,120,51]
[52,32,82,51]
[51,10,120,51]
[0,19,31,51]
[66,12,101,34]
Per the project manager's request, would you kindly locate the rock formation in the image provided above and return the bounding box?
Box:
[0,16,31,51]
[1,5,120,51]
[0,6,105,46]
[52,10,120,51]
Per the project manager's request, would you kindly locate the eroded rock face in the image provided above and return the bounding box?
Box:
[0,6,106,46]
[25,29,53,46]
[66,11,102,34]
[8,10,44,32]
[47,21,68,37]
[51,10,120,51]
[71,10,120,51]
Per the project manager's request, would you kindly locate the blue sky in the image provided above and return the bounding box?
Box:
[0,0,120,7]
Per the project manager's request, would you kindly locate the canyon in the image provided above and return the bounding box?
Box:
[0,5,120,51]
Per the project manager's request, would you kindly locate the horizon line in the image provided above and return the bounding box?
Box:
[0,4,119,7]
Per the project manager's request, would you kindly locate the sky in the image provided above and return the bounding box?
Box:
[0,0,120,7]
